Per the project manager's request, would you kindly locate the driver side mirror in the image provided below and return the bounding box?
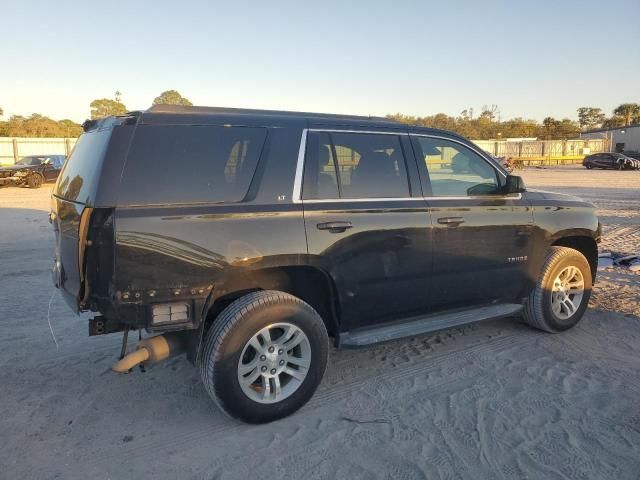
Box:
[504,175,526,194]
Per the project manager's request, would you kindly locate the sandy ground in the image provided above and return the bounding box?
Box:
[0,167,639,480]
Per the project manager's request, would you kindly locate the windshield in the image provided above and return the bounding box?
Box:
[16,156,43,166]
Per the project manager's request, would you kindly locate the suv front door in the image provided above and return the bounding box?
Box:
[300,129,433,330]
[596,154,614,168]
[411,135,535,310]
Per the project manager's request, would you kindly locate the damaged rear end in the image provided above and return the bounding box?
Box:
[51,115,135,328]
[50,113,208,370]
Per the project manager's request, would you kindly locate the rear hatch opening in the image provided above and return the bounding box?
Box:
[51,114,137,312]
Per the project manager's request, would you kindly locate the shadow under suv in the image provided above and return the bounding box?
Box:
[51,105,600,423]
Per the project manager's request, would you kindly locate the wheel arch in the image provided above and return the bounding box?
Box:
[194,265,341,362]
[551,234,598,280]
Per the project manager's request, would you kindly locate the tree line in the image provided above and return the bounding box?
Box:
[1,93,638,139]
[387,103,640,141]
[0,90,192,138]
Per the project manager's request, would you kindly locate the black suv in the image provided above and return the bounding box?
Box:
[51,106,600,423]
[0,154,65,187]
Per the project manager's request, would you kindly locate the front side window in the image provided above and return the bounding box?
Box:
[415,137,499,197]
[302,132,410,199]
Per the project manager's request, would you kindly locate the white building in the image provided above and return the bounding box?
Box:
[580,125,640,153]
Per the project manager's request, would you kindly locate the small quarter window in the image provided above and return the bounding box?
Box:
[416,137,499,197]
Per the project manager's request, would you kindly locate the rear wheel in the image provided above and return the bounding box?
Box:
[199,290,329,423]
[523,247,592,333]
[27,173,43,188]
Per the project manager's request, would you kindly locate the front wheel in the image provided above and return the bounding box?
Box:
[199,290,328,423]
[523,246,592,333]
[27,173,43,188]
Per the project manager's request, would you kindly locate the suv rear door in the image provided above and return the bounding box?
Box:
[51,125,116,311]
[299,129,433,330]
[411,134,535,310]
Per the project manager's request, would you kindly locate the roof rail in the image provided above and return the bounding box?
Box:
[146,104,399,123]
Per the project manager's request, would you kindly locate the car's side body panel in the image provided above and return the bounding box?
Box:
[524,190,600,276]
[113,203,308,328]
[302,199,433,330]
[426,196,536,308]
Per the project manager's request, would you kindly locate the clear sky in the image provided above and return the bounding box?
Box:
[2,0,639,123]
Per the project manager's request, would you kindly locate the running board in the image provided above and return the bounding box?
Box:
[339,303,523,348]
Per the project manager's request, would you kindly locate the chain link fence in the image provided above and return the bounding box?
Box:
[1,136,608,167]
[472,138,608,165]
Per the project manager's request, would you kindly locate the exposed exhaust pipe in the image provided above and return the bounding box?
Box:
[112,332,185,373]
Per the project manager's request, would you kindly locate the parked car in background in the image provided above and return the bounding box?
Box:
[622,151,640,161]
[582,152,640,170]
[0,154,65,188]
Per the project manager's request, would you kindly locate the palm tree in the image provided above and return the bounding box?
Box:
[613,103,640,126]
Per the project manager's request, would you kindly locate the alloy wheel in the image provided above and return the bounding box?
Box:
[237,322,311,404]
[551,265,585,320]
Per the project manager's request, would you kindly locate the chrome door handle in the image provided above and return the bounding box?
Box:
[437,217,465,226]
[317,221,353,233]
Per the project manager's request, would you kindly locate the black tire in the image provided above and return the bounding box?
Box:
[523,247,592,333]
[585,164,593,170]
[27,173,43,188]
[199,290,329,423]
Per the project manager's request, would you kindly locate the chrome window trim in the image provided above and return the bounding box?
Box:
[302,193,521,203]
[309,128,409,135]
[424,192,522,201]
[303,197,424,204]
[292,129,520,204]
[291,128,308,204]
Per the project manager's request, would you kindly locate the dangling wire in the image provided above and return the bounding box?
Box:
[138,329,146,372]
[47,289,60,349]
[119,327,129,360]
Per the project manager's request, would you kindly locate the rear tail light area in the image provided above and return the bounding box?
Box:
[151,303,190,325]
[80,208,115,310]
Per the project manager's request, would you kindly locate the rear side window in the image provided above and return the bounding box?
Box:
[302,131,410,199]
[119,125,267,205]
[55,129,112,204]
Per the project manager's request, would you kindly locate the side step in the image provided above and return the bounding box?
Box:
[339,303,523,348]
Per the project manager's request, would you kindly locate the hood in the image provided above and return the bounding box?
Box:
[0,164,37,172]
[526,189,595,207]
